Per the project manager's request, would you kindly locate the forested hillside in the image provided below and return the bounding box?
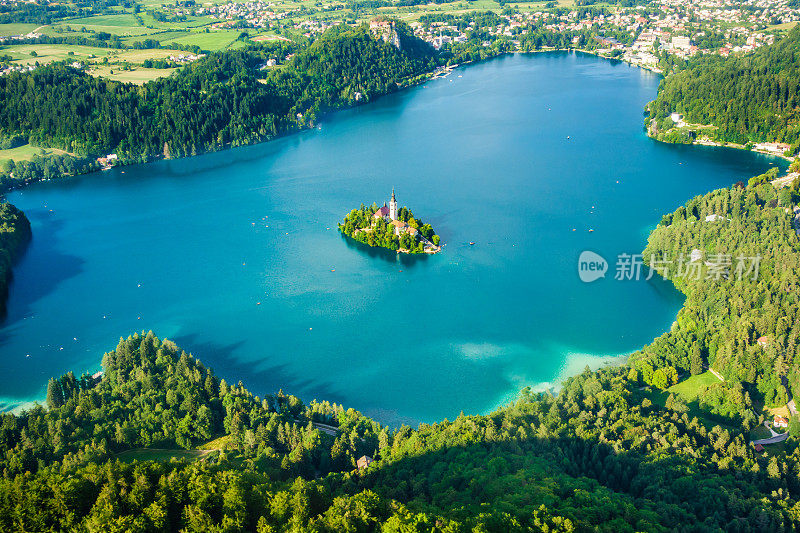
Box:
[0,201,30,314]
[0,22,435,163]
[631,175,800,423]
[648,26,800,147]
[0,331,798,530]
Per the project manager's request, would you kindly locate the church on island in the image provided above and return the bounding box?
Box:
[373,189,418,237]
[339,189,441,254]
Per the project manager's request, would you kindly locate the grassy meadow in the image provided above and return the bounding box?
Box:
[0,145,72,166]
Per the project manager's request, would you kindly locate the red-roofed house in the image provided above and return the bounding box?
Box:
[774,415,789,429]
[373,205,389,219]
[357,455,373,470]
[391,219,408,235]
[757,336,769,348]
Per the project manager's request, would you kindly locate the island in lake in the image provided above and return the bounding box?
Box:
[339,189,441,254]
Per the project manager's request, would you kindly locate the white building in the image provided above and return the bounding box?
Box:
[389,188,398,221]
[671,36,691,51]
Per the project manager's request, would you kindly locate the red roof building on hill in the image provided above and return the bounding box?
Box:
[357,455,373,470]
[774,415,789,428]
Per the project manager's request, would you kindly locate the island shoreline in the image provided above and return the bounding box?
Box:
[0,49,784,421]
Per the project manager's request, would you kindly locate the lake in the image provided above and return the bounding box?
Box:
[1,52,784,425]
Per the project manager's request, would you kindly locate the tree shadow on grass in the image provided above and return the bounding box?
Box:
[348,432,782,531]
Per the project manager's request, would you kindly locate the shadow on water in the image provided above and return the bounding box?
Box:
[65,87,424,186]
[170,333,351,408]
[340,232,431,267]
[0,209,84,327]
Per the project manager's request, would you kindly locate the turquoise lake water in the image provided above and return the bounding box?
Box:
[1,52,784,425]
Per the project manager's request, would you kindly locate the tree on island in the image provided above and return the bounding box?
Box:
[338,201,440,254]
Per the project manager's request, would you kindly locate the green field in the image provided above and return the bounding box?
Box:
[198,434,234,450]
[0,144,71,165]
[1,43,189,73]
[768,21,799,33]
[65,14,143,28]
[56,24,155,37]
[115,448,218,462]
[121,30,193,46]
[139,13,214,30]
[0,23,40,37]
[104,48,186,62]
[1,44,111,65]
[666,371,721,401]
[89,65,180,84]
[162,30,245,51]
[634,372,738,433]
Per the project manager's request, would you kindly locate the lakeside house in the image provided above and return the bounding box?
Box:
[753,142,790,155]
[357,455,373,470]
[96,154,118,169]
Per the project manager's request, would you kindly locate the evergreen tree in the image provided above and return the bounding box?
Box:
[45,377,63,409]
[691,343,704,375]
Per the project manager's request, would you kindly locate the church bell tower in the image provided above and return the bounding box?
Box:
[389,188,398,221]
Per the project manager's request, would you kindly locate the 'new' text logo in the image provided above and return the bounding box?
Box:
[578,251,607,283]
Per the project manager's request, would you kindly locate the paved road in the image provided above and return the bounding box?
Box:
[312,422,339,436]
[292,419,340,436]
[752,432,789,446]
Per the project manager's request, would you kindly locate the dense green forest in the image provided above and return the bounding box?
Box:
[0,153,98,190]
[648,26,800,148]
[629,174,800,425]
[6,18,800,532]
[0,22,436,164]
[339,203,439,253]
[2,331,799,531]
[0,201,30,314]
